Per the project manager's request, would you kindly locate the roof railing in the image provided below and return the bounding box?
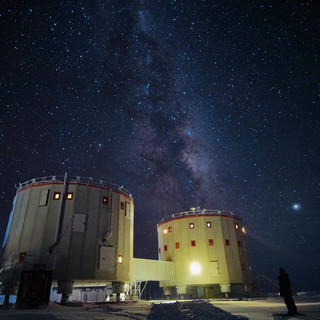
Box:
[157,209,237,226]
[15,175,133,199]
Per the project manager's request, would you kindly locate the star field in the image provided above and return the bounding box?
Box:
[0,1,319,290]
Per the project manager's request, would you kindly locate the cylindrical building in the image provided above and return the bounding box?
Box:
[0,174,134,303]
[157,209,252,298]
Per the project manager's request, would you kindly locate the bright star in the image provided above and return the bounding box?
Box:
[292,203,300,210]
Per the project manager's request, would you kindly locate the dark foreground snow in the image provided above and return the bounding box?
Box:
[1,295,320,320]
[148,300,247,319]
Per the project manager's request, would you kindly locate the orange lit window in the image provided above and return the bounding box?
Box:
[118,255,123,264]
[163,229,168,234]
[225,239,230,246]
[238,240,242,247]
[169,226,172,232]
[191,240,196,247]
[66,192,73,200]
[53,192,61,200]
[206,222,212,228]
[235,224,239,230]
[103,196,108,205]
[164,245,168,251]
[208,239,214,246]
[120,202,124,210]
[18,252,26,263]
[189,223,194,229]
[242,227,246,234]
[175,242,180,249]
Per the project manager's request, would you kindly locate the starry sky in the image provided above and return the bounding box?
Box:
[1,1,319,291]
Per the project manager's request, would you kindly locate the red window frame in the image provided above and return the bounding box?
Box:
[189,223,194,229]
[208,239,214,246]
[120,202,124,210]
[191,240,196,247]
[18,252,26,263]
[53,192,61,200]
[164,245,168,252]
[206,221,212,228]
[169,226,172,232]
[66,192,73,200]
[103,196,108,205]
[175,242,180,249]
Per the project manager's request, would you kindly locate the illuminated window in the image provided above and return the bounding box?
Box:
[208,239,214,246]
[225,239,230,246]
[169,226,172,232]
[241,263,245,270]
[238,240,242,247]
[164,245,168,251]
[118,255,123,264]
[163,229,168,234]
[53,192,61,200]
[242,227,246,234]
[120,202,124,210]
[175,242,180,249]
[66,192,73,200]
[206,222,212,228]
[191,240,196,247]
[189,223,194,229]
[235,224,239,230]
[18,252,26,263]
[103,196,108,205]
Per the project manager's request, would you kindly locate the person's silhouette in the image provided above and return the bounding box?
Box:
[278,268,297,316]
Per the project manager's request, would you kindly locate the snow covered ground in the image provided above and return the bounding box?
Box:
[0,295,319,320]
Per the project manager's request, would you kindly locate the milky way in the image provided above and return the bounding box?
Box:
[1,1,319,290]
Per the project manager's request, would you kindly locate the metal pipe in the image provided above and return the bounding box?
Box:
[48,172,68,255]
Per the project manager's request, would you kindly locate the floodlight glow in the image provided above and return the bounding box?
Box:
[190,262,201,275]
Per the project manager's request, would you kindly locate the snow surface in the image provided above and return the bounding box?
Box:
[1,295,320,320]
[0,300,247,320]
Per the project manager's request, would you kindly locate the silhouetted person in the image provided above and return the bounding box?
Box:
[278,268,297,316]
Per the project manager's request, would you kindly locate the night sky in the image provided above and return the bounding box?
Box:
[1,1,319,291]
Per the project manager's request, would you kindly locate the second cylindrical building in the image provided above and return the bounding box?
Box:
[157,209,251,298]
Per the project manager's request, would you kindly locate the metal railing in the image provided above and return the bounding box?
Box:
[157,209,237,226]
[15,175,133,199]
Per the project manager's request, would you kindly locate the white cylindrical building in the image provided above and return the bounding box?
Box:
[0,175,134,303]
[157,209,252,298]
